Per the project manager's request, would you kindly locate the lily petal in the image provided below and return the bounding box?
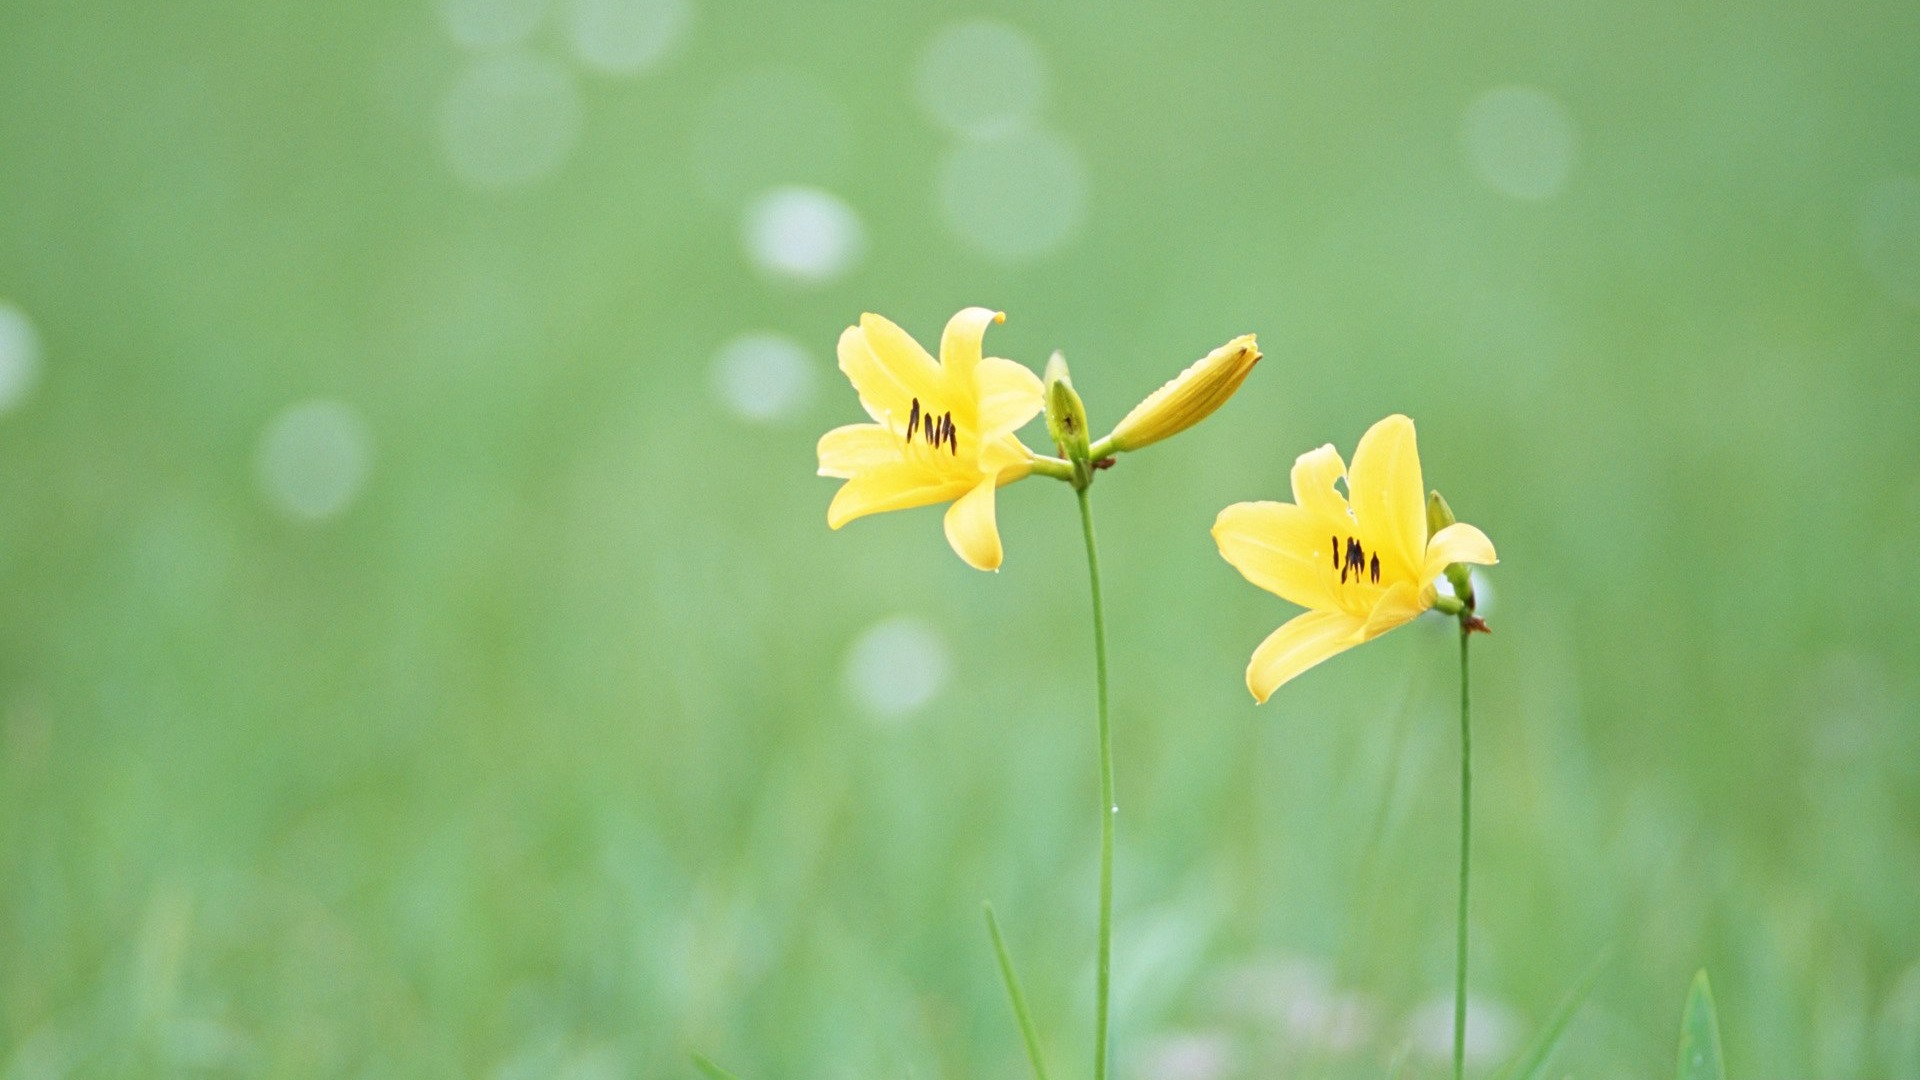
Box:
[1246,610,1366,703]
[840,316,942,423]
[1213,501,1340,611]
[817,423,902,479]
[1348,414,1426,582]
[974,356,1045,440]
[1290,443,1351,523]
[1360,580,1427,639]
[827,464,973,529]
[1422,521,1499,582]
[940,307,1003,387]
[943,477,1005,570]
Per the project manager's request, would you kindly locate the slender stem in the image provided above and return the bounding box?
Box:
[1452,624,1472,1080]
[984,902,1051,1080]
[1030,455,1077,482]
[1074,486,1115,1080]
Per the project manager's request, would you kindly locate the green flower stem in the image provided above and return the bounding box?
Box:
[1087,434,1120,461]
[1030,455,1077,482]
[1074,486,1116,1080]
[1453,623,1473,1080]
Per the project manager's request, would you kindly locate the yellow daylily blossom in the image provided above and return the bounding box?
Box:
[1212,414,1498,702]
[817,308,1045,571]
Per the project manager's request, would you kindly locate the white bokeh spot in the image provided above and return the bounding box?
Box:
[1462,85,1577,201]
[915,19,1047,138]
[742,186,864,284]
[0,302,43,414]
[1432,568,1495,616]
[440,53,584,192]
[937,128,1087,262]
[565,0,692,76]
[711,332,815,423]
[691,71,851,205]
[843,616,950,721]
[256,400,375,522]
[1408,995,1516,1068]
[437,0,550,50]
[1858,175,1920,308]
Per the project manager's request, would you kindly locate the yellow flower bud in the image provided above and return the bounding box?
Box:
[1100,334,1260,453]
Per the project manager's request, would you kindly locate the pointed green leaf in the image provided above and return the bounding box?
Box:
[1676,970,1726,1080]
[984,902,1052,1080]
[1496,950,1610,1080]
[692,1052,743,1080]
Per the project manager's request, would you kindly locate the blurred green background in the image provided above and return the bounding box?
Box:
[3,0,1919,1076]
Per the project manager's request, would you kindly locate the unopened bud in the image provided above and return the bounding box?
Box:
[1044,351,1092,464]
[1101,334,1260,453]
[1428,489,1476,609]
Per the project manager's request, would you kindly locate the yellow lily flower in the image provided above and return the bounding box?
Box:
[817,308,1045,571]
[1212,414,1498,702]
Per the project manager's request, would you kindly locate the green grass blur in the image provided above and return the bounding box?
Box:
[3,1,1919,1077]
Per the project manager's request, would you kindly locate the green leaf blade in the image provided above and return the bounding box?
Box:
[692,1052,743,1080]
[984,901,1052,1080]
[1495,950,1610,1080]
[1676,970,1726,1080]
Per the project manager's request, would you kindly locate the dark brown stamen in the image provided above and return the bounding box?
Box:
[1334,535,1378,587]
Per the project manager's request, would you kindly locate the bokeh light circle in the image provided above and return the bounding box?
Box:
[1462,85,1577,201]
[256,400,375,522]
[564,0,691,76]
[1409,995,1517,1068]
[437,0,550,50]
[937,128,1087,261]
[741,186,865,284]
[915,19,1047,138]
[439,53,584,192]
[843,616,950,720]
[691,71,852,205]
[0,302,43,414]
[711,332,815,423]
[1432,567,1495,616]
[1858,175,1920,308]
